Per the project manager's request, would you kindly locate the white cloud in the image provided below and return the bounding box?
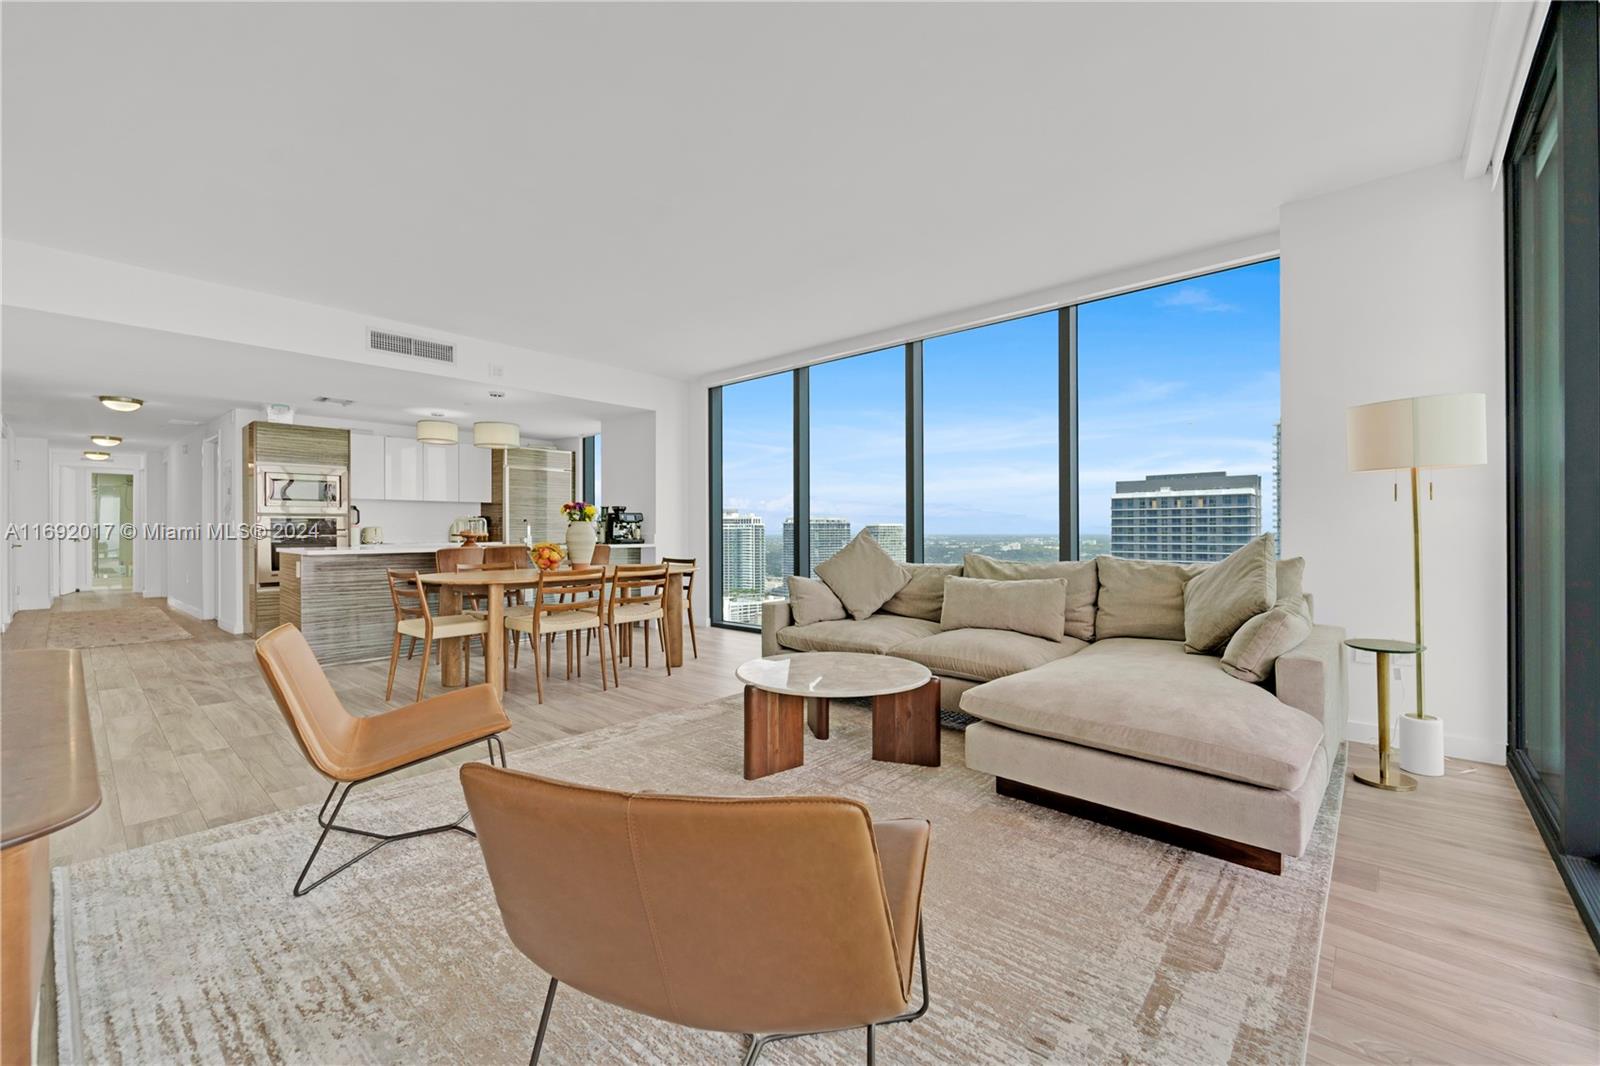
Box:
[1156,286,1239,313]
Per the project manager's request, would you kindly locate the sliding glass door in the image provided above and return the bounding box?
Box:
[1505,0,1599,945]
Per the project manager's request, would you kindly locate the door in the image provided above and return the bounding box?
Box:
[89,473,135,590]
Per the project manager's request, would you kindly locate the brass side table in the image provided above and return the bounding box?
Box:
[1345,637,1423,792]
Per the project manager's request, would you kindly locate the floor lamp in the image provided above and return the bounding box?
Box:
[1347,392,1487,777]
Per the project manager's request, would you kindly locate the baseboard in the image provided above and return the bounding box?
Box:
[166,598,204,620]
[1344,719,1506,765]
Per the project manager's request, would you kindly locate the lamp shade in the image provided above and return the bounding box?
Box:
[1347,392,1488,471]
[473,421,519,449]
[416,419,459,445]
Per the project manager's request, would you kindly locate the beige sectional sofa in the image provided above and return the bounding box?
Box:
[760,542,1346,873]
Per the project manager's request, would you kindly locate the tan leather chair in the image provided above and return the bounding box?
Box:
[461,765,931,1064]
[255,624,511,897]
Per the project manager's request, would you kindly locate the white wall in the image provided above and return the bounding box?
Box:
[1281,161,1506,764]
[144,448,167,597]
[164,433,204,618]
[7,437,52,611]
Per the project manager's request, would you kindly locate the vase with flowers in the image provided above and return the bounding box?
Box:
[560,500,599,564]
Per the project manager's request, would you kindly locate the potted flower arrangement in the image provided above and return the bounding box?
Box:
[560,500,599,564]
[530,541,566,571]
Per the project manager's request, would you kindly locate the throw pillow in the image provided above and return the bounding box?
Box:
[881,563,962,622]
[962,554,1098,641]
[1093,555,1203,640]
[1221,556,1312,682]
[814,531,912,620]
[939,576,1068,643]
[1182,533,1278,654]
[786,575,847,626]
[1221,603,1313,683]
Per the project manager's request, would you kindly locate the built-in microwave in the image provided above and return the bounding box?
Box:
[259,464,346,516]
[256,514,348,586]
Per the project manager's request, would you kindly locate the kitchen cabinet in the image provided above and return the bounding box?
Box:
[459,444,492,503]
[349,434,385,499]
[421,443,459,501]
[383,437,423,500]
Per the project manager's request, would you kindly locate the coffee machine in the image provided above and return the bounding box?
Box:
[602,506,645,544]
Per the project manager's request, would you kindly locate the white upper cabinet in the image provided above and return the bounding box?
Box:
[459,444,493,503]
[421,443,459,501]
[363,433,496,503]
[349,434,385,499]
[383,437,423,500]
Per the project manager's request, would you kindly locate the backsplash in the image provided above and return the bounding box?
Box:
[349,499,477,544]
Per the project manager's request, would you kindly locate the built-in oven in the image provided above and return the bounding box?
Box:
[259,464,347,516]
[256,515,348,586]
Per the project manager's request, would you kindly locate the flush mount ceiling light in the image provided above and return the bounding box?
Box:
[98,395,144,412]
[83,451,112,462]
[416,419,459,446]
[473,421,519,449]
[90,435,123,447]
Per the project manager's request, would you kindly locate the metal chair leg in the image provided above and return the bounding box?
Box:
[528,978,559,1066]
[293,779,476,897]
[867,1024,876,1065]
[741,1034,773,1066]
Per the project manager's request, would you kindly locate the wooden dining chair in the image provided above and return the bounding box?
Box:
[661,556,699,660]
[606,564,671,682]
[256,624,511,897]
[504,568,610,703]
[385,569,490,702]
[437,544,490,611]
[588,543,612,567]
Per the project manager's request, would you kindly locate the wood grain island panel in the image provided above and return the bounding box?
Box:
[278,550,440,664]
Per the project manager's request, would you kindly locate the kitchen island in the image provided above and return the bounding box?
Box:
[278,543,514,664]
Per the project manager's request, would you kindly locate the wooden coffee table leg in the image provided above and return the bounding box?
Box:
[871,678,941,767]
[744,686,805,780]
[806,697,830,740]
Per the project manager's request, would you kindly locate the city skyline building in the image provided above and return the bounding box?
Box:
[861,523,906,562]
[783,516,853,577]
[720,511,766,594]
[1109,471,1262,563]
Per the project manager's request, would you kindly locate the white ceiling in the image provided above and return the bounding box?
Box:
[0,309,636,453]
[2,3,1495,379]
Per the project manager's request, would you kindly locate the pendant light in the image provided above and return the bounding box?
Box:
[473,422,519,449]
[416,419,459,445]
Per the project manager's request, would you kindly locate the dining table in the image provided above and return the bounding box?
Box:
[418,561,695,700]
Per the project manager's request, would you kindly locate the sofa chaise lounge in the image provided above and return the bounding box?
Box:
[760,535,1346,873]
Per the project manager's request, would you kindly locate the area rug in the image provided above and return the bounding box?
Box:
[54,697,1343,1064]
[45,607,191,649]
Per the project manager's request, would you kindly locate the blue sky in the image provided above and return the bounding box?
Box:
[720,259,1279,537]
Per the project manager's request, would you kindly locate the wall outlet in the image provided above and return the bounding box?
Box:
[1351,649,1375,665]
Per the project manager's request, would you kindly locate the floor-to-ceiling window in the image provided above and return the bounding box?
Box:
[923,311,1059,562]
[808,347,906,570]
[1077,260,1281,563]
[1505,0,1599,948]
[708,258,1279,627]
[713,371,794,626]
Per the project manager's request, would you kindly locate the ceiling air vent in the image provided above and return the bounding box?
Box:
[368,328,455,364]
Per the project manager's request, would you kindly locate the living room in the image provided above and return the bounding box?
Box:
[1,3,1595,1064]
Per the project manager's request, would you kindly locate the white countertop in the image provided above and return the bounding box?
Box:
[279,542,509,557]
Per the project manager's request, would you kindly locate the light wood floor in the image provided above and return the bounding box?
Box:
[6,592,1596,1065]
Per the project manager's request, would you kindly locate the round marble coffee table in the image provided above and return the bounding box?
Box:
[735,652,940,780]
